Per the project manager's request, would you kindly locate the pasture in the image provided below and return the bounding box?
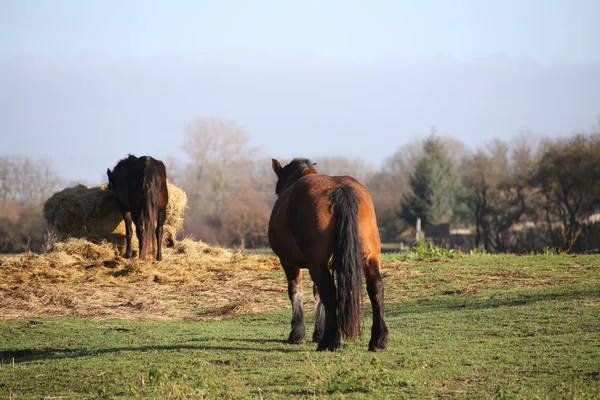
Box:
[1,245,599,399]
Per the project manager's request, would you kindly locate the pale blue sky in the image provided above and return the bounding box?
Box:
[2,0,599,64]
[1,0,600,183]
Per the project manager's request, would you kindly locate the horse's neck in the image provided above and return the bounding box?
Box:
[283,168,317,191]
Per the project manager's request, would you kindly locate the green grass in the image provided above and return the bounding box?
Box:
[381,240,459,262]
[1,254,600,399]
[240,247,275,257]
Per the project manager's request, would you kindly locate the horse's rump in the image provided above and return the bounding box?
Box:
[108,155,168,260]
[281,175,379,258]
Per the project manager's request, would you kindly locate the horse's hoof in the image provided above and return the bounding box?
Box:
[316,344,337,352]
[312,331,324,343]
[287,330,306,345]
[316,338,339,351]
[369,339,388,352]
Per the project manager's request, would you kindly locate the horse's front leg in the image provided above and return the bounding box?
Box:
[123,210,134,259]
[283,263,306,344]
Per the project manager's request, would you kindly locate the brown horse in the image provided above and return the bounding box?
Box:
[268,158,388,351]
[107,154,169,260]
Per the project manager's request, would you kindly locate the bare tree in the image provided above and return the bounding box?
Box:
[221,184,271,249]
[0,155,61,205]
[0,155,61,253]
[178,117,271,246]
[461,138,533,252]
[366,171,406,242]
[163,156,183,186]
[310,155,377,184]
[529,133,600,252]
[182,117,257,213]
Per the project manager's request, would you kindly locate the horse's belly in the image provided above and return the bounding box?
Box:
[269,229,309,267]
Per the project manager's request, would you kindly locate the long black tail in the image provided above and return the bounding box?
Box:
[329,185,363,340]
[141,165,159,259]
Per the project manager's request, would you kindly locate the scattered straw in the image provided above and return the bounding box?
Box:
[0,238,290,321]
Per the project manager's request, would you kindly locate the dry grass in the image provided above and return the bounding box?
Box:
[43,182,187,250]
[0,238,291,321]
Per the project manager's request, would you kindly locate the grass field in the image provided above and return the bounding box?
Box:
[1,251,600,399]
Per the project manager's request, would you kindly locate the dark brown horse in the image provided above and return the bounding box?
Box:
[107,154,169,260]
[268,158,388,351]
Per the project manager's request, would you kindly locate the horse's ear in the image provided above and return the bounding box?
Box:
[272,159,282,176]
[106,168,112,179]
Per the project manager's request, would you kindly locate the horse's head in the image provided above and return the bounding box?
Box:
[106,154,137,190]
[106,168,115,190]
[271,158,318,196]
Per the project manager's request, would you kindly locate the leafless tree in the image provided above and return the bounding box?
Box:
[461,138,534,252]
[529,133,600,251]
[0,155,61,253]
[221,184,271,249]
[310,155,377,184]
[182,117,257,213]
[0,155,61,205]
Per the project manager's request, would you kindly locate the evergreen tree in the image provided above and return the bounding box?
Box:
[399,135,461,226]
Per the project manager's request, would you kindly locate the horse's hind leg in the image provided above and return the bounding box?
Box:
[365,256,388,352]
[155,207,167,261]
[312,283,325,343]
[122,210,134,259]
[283,263,306,344]
[316,265,340,351]
[134,215,146,260]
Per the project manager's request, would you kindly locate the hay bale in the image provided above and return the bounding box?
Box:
[43,182,187,251]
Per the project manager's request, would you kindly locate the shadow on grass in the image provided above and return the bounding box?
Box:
[0,338,307,363]
[4,286,597,364]
[385,285,600,316]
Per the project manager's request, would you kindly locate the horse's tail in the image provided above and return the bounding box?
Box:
[329,185,363,340]
[141,163,159,259]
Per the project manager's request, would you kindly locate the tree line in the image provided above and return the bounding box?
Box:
[0,156,61,252]
[2,116,599,253]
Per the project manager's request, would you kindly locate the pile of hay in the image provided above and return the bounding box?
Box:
[0,238,285,320]
[43,182,187,252]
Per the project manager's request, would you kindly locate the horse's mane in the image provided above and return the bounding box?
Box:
[275,158,317,195]
[112,154,138,174]
[291,158,317,173]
